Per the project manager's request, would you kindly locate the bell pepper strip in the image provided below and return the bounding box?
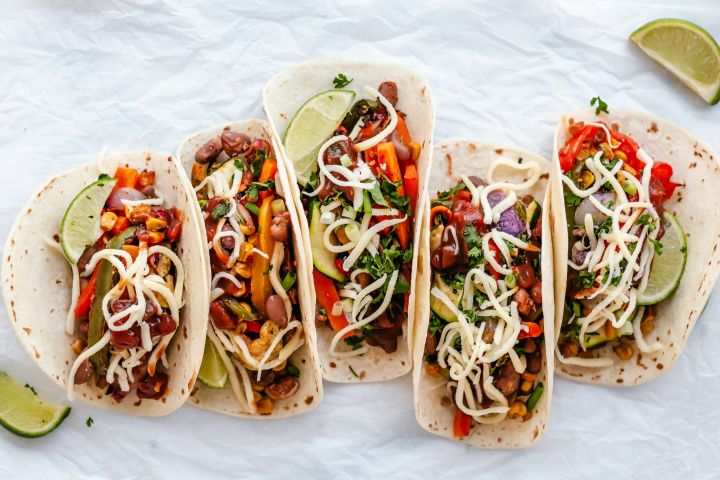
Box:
[113,167,140,189]
[312,269,351,339]
[651,161,680,200]
[258,158,278,200]
[74,267,100,319]
[559,125,599,173]
[394,114,413,150]
[88,226,138,375]
[486,240,503,280]
[403,164,419,217]
[430,205,452,226]
[122,245,140,262]
[251,196,274,313]
[112,216,130,236]
[376,142,410,249]
[453,406,471,438]
[518,321,542,339]
[245,320,262,334]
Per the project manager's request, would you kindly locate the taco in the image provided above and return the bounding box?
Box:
[551,108,720,385]
[264,60,434,382]
[413,141,554,448]
[1,152,209,415]
[177,120,323,417]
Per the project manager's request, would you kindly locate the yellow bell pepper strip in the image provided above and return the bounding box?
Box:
[251,196,274,313]
[312,269,351,338]
[88,226,137,375]
[376,142,410,250]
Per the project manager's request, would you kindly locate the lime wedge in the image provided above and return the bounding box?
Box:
[638,212,687,305]
[631,19,720,104]
[198,336,228,389]
[0,371,71,438]
[283,89,356,185]
[60,175,117,264]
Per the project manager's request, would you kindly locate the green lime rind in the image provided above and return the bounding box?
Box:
[197,336,228,389]
[0,371,71,438]
[60,176,117,264]
[638,212,687,305]
[630,18,720,105]
[283,89,356,186]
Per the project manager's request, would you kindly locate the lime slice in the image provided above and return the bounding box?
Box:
[631,19,720,104]
[638,212,687,305]
[198,336,228,389]
[283,89,356,185]
[0,371,71,438]
[60,175,117,264]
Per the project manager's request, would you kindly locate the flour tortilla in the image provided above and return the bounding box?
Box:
[413,140,554,448]
[176,119,323,418]
[551,108,720,386]
[1,151,209,416]
[263,60,434,382]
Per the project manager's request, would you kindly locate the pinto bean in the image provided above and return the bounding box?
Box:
[195,136,222,164]
[493,362,521,396]
[526,351,542,374]
[220,131,251,155]
[266,295,288,328]
[378,81,398,106]
[515,263,536,289]
[513,288,534,317]
[265,376,300,401]
[220,222,235,251]
[270,212,290,243]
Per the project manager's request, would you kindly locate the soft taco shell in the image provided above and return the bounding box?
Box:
[1,151,209,416]
[551,109,720,386]
[263,59,434,382]
[176,119,323,418]
[413,140,554,449]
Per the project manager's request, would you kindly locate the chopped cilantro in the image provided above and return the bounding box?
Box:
[428,313,446,335]
[344,336,364,350]
[24,384,37,395]
[348,365,359,378]
[287,360,301,377]
[650,238,663,255]
[211,199,230,220]
[86,416,94,427]
[564,190,582,208]
[578,270,595,289]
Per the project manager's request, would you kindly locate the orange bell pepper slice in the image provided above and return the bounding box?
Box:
[453,406,471,438]
[258,158,278,200]
[377,142,410,249]
[403,164,418,217]
[312,269,351,338]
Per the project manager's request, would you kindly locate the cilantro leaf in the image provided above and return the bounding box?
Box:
[590,96,609,115]
[86,416,94,427]
[333,73,353,89]
[650,238,663,255]
[211,199,231,220]
[564,190,582,208]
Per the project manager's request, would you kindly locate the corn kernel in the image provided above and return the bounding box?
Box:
[146,217,168,231]
[521,372,536,382]
[614,150,627,161]
[256,397,273,415]
[71,339,85,356]
[520,380,533,395]
[146,231,165,244]
[238,242,255,263]
[507,400,527,419]
[100,211,118,231]
[239,223,255,236]
[252,383,265,392]
[614,341,634,361]
[579,170,595,188]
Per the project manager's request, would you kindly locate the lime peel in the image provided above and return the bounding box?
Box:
[0,371,71,438]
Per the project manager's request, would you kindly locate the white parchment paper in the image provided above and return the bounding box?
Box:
[1,1,718,479]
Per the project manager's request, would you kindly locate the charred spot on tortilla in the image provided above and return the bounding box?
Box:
[494,148,504,155]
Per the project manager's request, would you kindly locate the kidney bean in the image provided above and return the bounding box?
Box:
[220,222,235,251]
[209,300,237,330]
[493,362,521,396]
[265,376,300,401]
[378,81,398,106]
[266,295,288,328]
[195,136,222,164]
[513,288,534,317]
[73,359,93,384]
[515,263,536,289]
[531,282,543,304]
[220,130,251,155]
[136,372,169,399]
[526,351,542,374]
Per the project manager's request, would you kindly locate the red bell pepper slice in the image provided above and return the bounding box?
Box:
[113,167,140,189]
[312,269,351,339]
[559,125,599,173]
[74,267,100,319]
[453,406,471,438]
[486,240,503,280]
[518,321,542,339]
[650,162,679,201]
[245,321,262,334]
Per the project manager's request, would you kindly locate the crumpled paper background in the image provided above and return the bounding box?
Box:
[1,1,719,478]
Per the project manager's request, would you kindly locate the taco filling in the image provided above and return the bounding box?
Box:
[556,120,685,366]
[191,130,304,415]
[423,158,546,439]
[296,81,420,358]
[56,167,185,402]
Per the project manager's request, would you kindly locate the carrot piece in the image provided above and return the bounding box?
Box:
[258,158,278,200]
